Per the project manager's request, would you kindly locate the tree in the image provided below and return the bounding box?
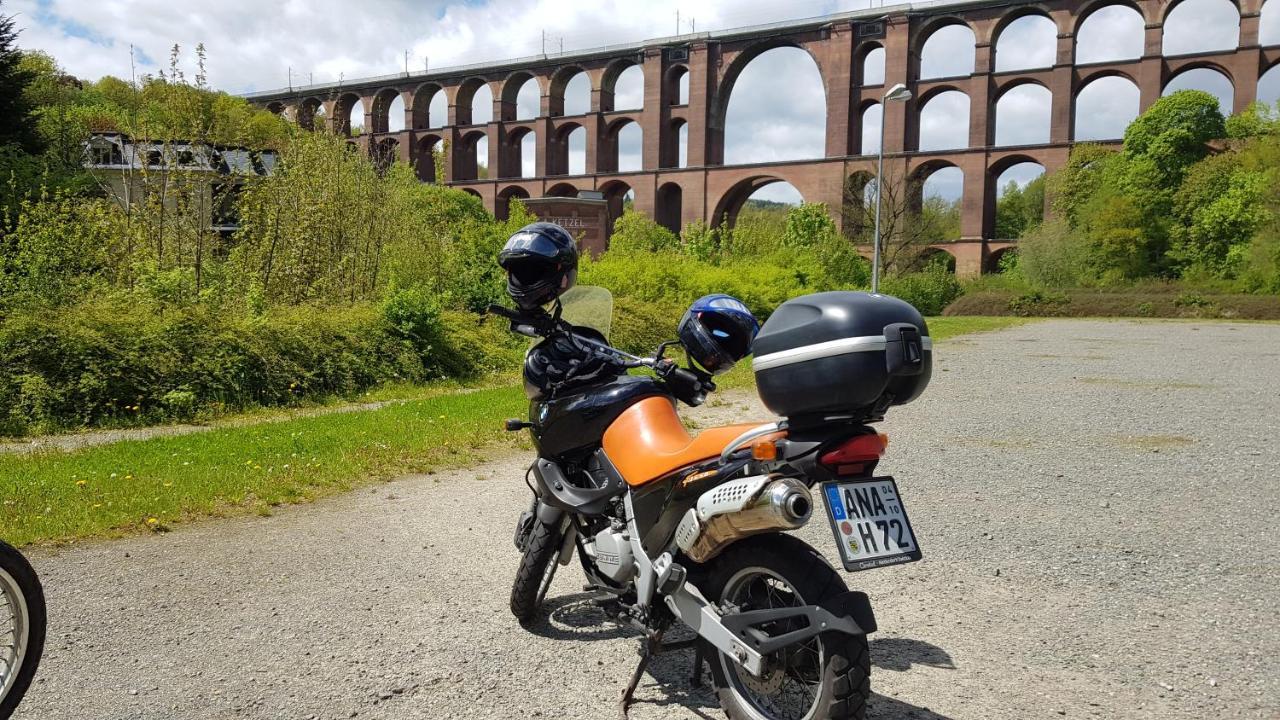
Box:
[995,175,1046,240]
[843,165,959,274]
[0,3,42,153]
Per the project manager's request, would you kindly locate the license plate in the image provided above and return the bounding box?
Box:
[821,477,922,572]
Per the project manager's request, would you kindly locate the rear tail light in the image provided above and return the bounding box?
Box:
[819,433,888,476]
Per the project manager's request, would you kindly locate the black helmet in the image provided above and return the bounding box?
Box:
[523,326,621,399]
[498,222,579,310]
[678,294,759,376]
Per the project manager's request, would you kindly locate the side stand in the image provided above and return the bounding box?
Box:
[617,631,702,720]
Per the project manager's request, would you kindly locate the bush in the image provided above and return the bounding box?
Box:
[879,265,964,315]
[1017,218,1094,288]
[1007,290,1071,317]
[0,297,521,436]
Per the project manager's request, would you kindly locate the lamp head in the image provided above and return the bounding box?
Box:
[884,83,912,102]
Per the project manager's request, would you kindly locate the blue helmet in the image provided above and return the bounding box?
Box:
[678,294,759,375]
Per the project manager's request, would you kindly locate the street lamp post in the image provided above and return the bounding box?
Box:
[872,83,913,294]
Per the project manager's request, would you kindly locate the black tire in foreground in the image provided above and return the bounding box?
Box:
[0,541,45,720]
[703,533,871,720]
[509,519,564,622]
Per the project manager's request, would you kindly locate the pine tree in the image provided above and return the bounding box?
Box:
[0,2,43,152]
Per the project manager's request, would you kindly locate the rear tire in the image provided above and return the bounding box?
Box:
[509,518,563,622]
[0,541,45,719]
[703,534,870,720]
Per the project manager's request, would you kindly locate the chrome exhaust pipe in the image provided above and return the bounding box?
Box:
[678,477,813,563]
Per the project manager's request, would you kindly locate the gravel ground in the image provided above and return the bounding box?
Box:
[13,319,1279,720]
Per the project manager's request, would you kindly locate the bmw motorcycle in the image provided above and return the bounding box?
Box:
[0,540,44,719]
[493,281,932,720]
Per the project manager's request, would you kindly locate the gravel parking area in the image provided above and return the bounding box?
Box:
[14,319,1280,720]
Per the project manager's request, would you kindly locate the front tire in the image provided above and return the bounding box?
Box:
[703,534,870,720]
[509,518,563,622]
[0,541,45,719]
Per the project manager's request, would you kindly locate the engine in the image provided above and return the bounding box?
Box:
[584,526,634,583]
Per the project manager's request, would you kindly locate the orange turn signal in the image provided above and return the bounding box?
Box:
[752,440,778,461]
[878,433,890,451]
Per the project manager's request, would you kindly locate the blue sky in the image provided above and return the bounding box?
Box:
[8,0,1277,203]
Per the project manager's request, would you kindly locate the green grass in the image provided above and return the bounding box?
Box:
[0,315,1031,547]
[0,386,527,546]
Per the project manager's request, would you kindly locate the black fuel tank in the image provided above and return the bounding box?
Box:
[530,376,668,458]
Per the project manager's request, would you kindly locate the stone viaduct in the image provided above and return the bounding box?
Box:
[247,0,1280,275]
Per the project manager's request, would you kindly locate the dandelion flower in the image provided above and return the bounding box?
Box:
[76,480,87,487]
[146,517,159,525]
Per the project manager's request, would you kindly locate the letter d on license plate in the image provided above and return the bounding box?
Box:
[821,477,923,572]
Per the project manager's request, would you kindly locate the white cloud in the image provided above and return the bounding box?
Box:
[919,91,970,151]
[1075,5,1143,64]
[1163,0,1239,56]
[994,15,1055,72]
[1164,67,1234,115]
[994,84,1051,146]
[920,25,974,80]
[1075,76,1139,141]
[724,46,825,164]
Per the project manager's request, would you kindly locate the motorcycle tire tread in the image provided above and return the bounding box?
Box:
[0,542,46,719]
[703,533,871,720]
[509,518,562,623]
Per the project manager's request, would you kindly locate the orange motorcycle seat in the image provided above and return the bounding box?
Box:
[602,396,777,487]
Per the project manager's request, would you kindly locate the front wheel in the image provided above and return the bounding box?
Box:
[0,541,45,718]
[703,534,870,720]
[509,517,564,623]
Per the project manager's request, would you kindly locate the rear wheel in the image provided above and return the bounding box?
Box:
[0,541,45,718]
[509,518,564,622]
[703,534,870,720]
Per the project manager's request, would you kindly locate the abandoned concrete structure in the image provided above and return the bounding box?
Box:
[246,0,1280,275]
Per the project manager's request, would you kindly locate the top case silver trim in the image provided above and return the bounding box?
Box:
[751,334,932,372]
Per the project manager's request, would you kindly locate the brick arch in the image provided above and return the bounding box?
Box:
[496,184,531,221]
[415,133,445,182]
[601,58,644,112]
[655,181,685,234]
[411,82,445,129]
[501,70,543,121]
[369,87,402,134]
[856,41,885,85]
[1166,58,1239,82]
[712,39,825,129]
[662,117,687,169]
[504,125,537,179]
[457,128,488,181]
[549,121,585,176]
[599,179,635,234]
[454,78,490,126]
[985,244,1018,272]
[373,137,400,173]
[842,169,878,239]
[991,4,1063,39]
[549,65,588,117]
[913,17,978,79]
[296,97,324,129]
[602,117,642,173]
[1077,67,1141,87]
[914,87,971,151]
[711,175,804,229]
[984,154,1047,238]
[992,76,1052,99]
[333,92,363,136]
[547,182,579,197]
[919,246,958,272]
[1161,0,1242,24]
[665,64,689,106]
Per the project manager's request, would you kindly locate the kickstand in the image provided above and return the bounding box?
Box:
[618,630,665,720]
[690,642,703,688]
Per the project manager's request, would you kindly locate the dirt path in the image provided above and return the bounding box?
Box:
[13,319,1279,719]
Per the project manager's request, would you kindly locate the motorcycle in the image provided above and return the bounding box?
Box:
[0,540,44,719]
[493,286,929,720]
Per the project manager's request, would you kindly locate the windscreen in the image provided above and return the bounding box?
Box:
[558,285,613,342]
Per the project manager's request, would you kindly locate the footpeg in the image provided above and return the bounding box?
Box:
[653,552,687,595]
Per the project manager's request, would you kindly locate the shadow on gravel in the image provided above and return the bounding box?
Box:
[871,637,956,672]
[869,693,956,719]
[524,591,638,642]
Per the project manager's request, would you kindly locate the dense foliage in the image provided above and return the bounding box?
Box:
[1017,91,1280,290]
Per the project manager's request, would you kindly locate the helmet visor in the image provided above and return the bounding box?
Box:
[504,231,563,258]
